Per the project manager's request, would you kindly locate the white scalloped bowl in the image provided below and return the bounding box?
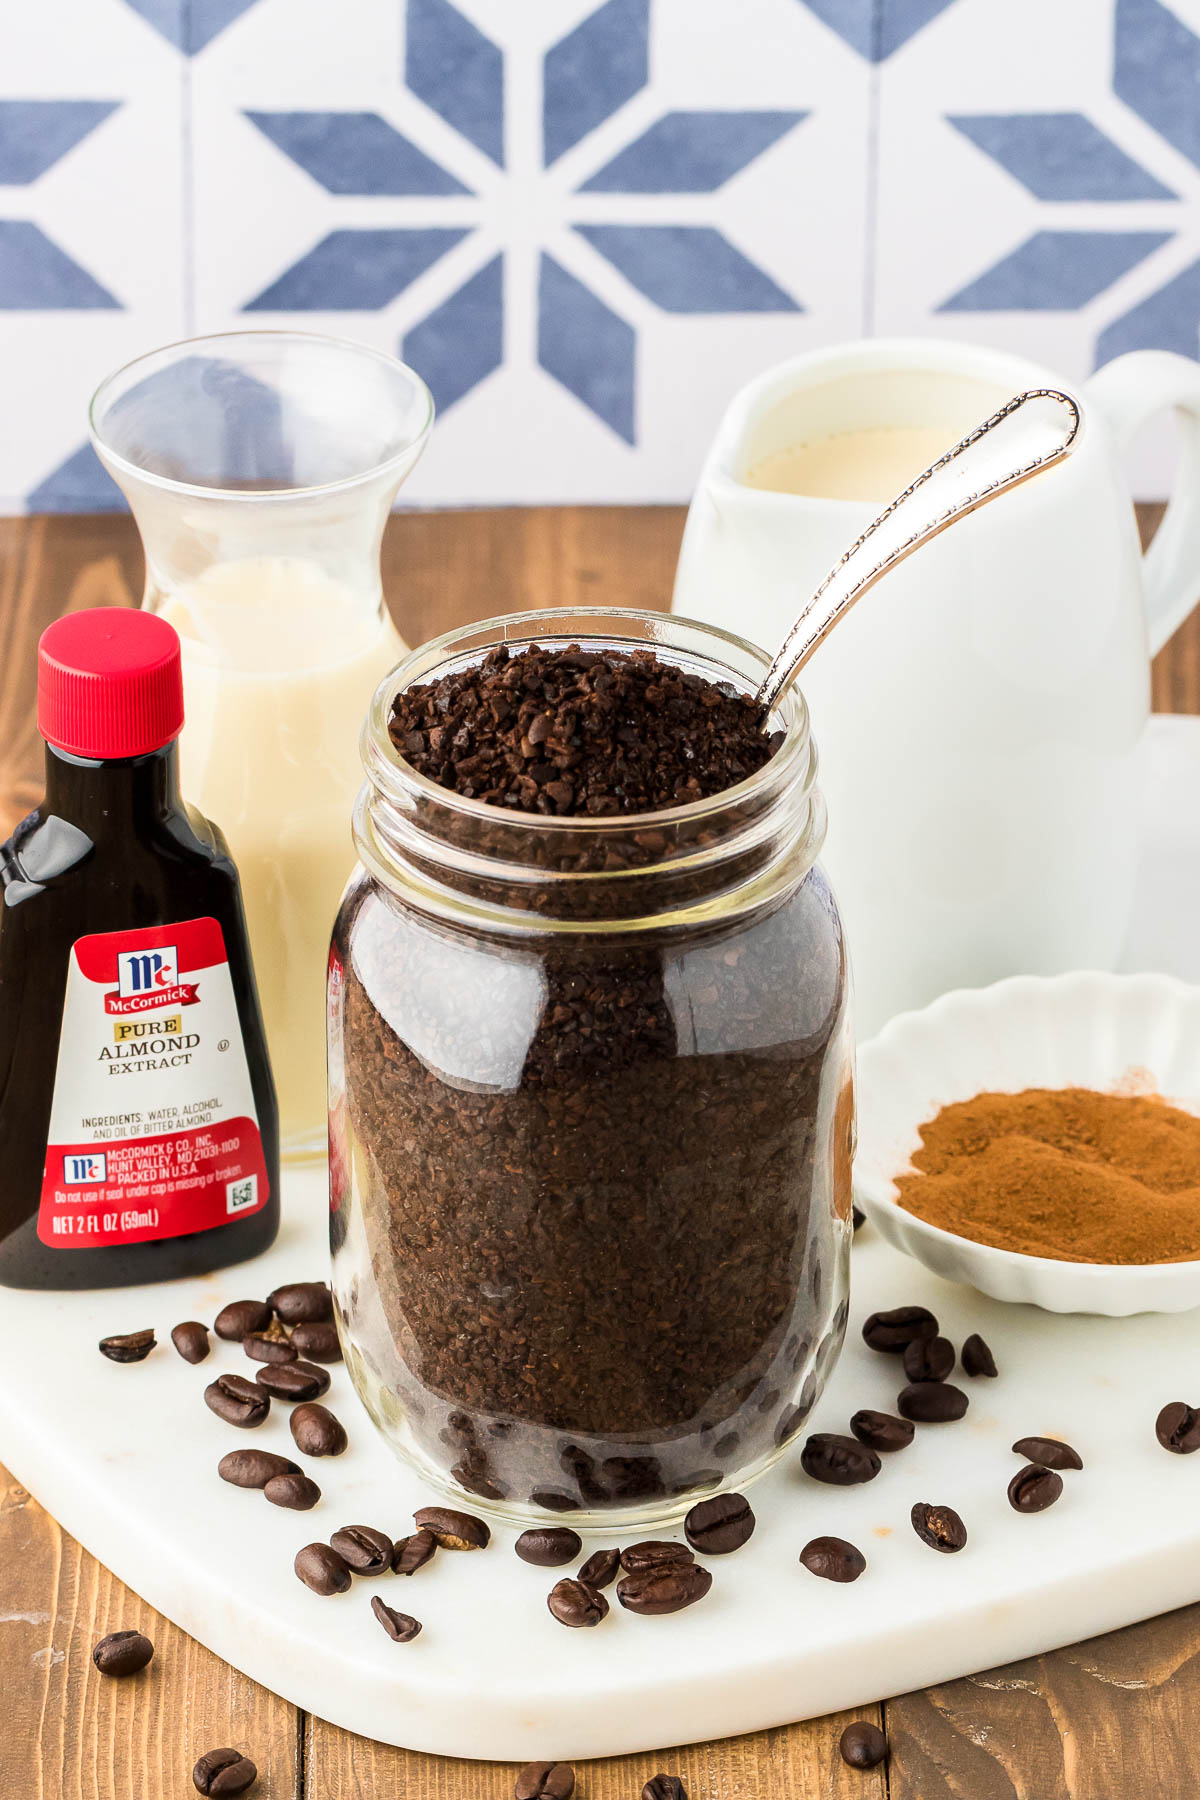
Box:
[854,971,1200,1315]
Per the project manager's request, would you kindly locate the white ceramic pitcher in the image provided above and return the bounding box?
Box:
[673,338,1200,1036]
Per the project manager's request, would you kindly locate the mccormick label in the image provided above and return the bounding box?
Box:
[38,917,268,1249]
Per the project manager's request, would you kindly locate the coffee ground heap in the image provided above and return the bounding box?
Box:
[387,642,776,816]
[897,1086,1200,1263]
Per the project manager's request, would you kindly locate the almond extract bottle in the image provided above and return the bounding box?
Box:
[0,607,279,1288]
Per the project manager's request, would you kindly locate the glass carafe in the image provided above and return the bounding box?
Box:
[90,332,433,1159]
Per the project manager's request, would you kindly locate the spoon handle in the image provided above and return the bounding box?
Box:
[755,387,1082,715]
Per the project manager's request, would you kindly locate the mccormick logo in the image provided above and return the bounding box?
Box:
[104,944,199,1016]
[64,1152,107,1185]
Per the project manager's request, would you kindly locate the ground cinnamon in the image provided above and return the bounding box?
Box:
[895,1087,1200,1264]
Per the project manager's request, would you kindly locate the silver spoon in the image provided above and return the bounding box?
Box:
[756,386,1082,715]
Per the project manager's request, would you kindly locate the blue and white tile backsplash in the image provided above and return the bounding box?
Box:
[2,0,1198,510]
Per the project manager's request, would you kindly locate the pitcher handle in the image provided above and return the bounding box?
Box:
[1085,350,1200,657]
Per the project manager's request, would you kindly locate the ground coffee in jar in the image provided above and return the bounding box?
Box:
[330,610,853,1523]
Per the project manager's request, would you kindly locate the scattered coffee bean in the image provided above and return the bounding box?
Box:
[253,1360,331,1401]
[910,1501,967,1553]
[643,1779,687,1800]
[264,1472,321,1511]
[330,1525,394,1575]
[861,1306,937,1354]
[213,1300,271,1341]
[800,1433,881,1486]
[515,1761,576,1800]
[547,1578,609,1628]
[98,1329,155,1364]
[413,1505,490,1550]
[849,1409,914,1453]
[393,1530,438,1576]
[192,1747,258,1795]
[218,1449,300,1490]
[961,1333,997,1378]
[619,1540,694,1573]
[799,1536,866,1583]
[371,1595,423,1643]
[1156,1402,1200,1455]
[171,1321,210,1364]
[242,1331,296,1366]
[288,1320,341,1362]
[516,1527,583,1567]
[290,1402,347,1458]
[898,1382,968,1423]
[852,1206,865,1232]
[578,1547,620,1589]
[684,1492,755,1555]
[1011,1435,1082,1471]
[903,1335,955,1383]
[839,1722,887,1771]
[1008,1464,1064,1514]
[267,1281,333,1325]
[205,1373,269,1429]
[294,1542,352,1596]
[617,1562,713,1616]
[92,1629,153,1676]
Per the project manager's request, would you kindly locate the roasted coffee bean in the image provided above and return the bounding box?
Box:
[330,1525,394,1575]
[192,1747,258,1795]
[861,1306,937,1354]
[643,1779,687,1800]
[515,1527,583,1567]
[619,1539,694,1572]
[849,1408,914,1454]
[514,1761,576,1800]
[98,1329,155,1364]
[254,1360,330,1401]
[839,1722,887,1770]
[242,1330,296,1365]
[1008,1464,1063,1514]
[617,1562,713,1616]
[214,1300,271,1341]
[547,1577,609,1628]
[851,1206,865,1233]
[911,1502,967,1553]
[683,1491,755,1555]
[1156,1402,1200,1455]
[288,1320,341,1362]
[92,1629,153,1676]
[267,1281,333,1325]
[218,1449,300,1490]
[393,1530,438,1575]
[961,1333,998,1378]
[264,1472,321,1511]
[371,1595,422,1643]
[799,1535,865,1583]
[171,1321,210,1364]
[413,1505,490,1550]
[205,1373,269,1429]
[903,1335,955,1383]
[578,1547,620,1589]
[800,1433,881,1486]
[290,1402,348,1458]
[294,1542,352,1596]
[1011,1435,1083,1471]
[897,1382,968,1423]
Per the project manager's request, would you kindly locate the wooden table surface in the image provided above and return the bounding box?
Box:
[2,505,1199,1800]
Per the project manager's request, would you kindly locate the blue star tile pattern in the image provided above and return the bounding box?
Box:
[402,254,504,414]
[121,0,259,54]
[0,221,119,310]
[801,0,956,61]
[1114,0,1200,172]
[1098,259,1200,364]
[0,101,120,185]
[539,254,636,444]
[246,112,472,196]
[243,227,473,311]
[948,113,1176,202]
[579,111,807,194]
[939,229,1173,313]
[577,225,801,313]
[543,0,649,166]
[27,444,125,513]
[406,0,505,167]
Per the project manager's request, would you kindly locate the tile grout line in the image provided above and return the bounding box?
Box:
[862,0,883,338]
[181,0,197,337]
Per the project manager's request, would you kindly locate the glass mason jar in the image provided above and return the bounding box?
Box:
[329,608,854,1527]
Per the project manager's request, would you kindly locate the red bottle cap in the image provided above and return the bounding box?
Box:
[38,608,184,759]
